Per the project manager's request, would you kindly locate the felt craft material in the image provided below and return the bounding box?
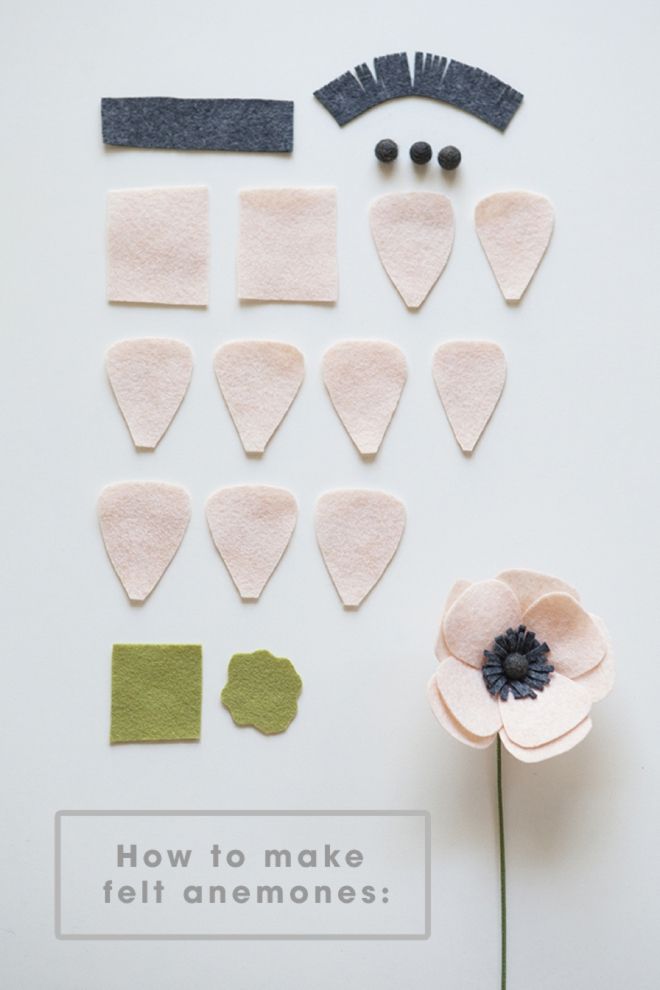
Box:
[475,192,554,301]
[314,52,523,130]
[315,490,406,607]
[107,186,209,306]
[111,644,202,743]
[106,338,193,450]
[496,569,580,611]
[206,486,297,600]
[435,579,472,662]
[522,592,606,678]
[498,673,591,749]
[575,617,615,703]
[101,98,294,152]
[237,188,338,302]
[214,341,304,454]
[499,717,592,764]
[221,650,302,734]
[427,674,496,750]
[98,482,191,603]
[443,580,522,669]
[322,341,407,455]
[432,341,506,452]
[369,192,454,309]
[436,656,502,737]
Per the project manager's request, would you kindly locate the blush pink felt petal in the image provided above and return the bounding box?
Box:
[206,486,297,601]
[499,717,593,763]
[427,675,496,750]
[443,580,522,668]
[214,341,304,454]
[315,490,406,607]
[575,616,615,703]
[432,341,506,452]
[106,339,193,450]
[475,191,554,301]
[496,569,580,611]
[98,482,191,602]
[435,579,472,661]
[369,192,454,309]
[322,341,407,455]
[436,657,503,737]
[522,592,606,678]
[499,673,592,748]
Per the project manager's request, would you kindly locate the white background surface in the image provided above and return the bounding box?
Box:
[2,0,659,987]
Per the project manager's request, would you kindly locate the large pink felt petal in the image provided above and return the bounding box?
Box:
[475,191,554,301]
[575,617,615,703]
[432,341,506,452]
[443,580,522,668]
[499,673,592,748]
[436,657,502,737]
[499,717,592,763]
[427,675,496,750]
[206,486,297,600]
[369,192,454,309]
[214,341,304,454]
[322,341,407,455]
[98,482,191,602]
[523,593,606,677]
[315,490,406,607]
[435,579,472,661]
[106,338,193,450]
[496,569,580,611]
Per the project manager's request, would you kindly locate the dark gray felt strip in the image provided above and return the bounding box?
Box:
[101,98,294,152]
[314,52,523,131]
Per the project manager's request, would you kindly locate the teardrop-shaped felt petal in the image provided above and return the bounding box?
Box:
[432,341,506,452]
[499,717,592,763]
[427,675,496,750]
[98,482,191,602]
[475,191,554,301]
[323,341,407,455]
[214,341,304,454]
[499,673,592,748]
[316,490,406,607]
[443,580,522,668]
[435,579,472,661]
[496,569,580,611]
[436,657,503,737]
[106,338,193,450]
[574,616,615,703]
[369,192,454,309]
[523,593,606,677]
[206,486,297,600]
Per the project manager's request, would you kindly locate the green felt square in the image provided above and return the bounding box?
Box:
[111,644,202,743]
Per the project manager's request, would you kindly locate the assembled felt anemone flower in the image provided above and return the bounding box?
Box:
[428,570,614,762]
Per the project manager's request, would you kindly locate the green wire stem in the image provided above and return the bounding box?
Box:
[497,737,507,990]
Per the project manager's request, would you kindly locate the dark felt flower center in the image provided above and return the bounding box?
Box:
[482,625,554,702]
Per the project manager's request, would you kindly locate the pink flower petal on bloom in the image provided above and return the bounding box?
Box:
[427,675,496,750]
[499,717,592,763]
[443,579,521,668]
[435,579,472,661]
[575,616,615,703]
[523,592,606,677]
[496,569,580,611]
[499,672,591,748]
[436,657,503,737]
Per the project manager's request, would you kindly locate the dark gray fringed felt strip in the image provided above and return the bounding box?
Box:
[101,98,294,152]
[314,52,523,130]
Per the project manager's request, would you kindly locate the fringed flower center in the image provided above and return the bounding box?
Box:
[483,625,554,701]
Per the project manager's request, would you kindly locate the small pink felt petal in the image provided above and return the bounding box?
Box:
[106,338,193,450]
[214,341,304,454]
[322,341,407,455]
[499,718,592,763]
[496,569,580,611]
[206,486,297,600]
[432,341,506,452]
[443,580,522,668]
[436,657,503,737]
[475,191,554,301]
[315,490,405,607]
[369,192,454,309]
[575,617,615,703]
[523,593,606,677]
[435,579,472,661]
[98,482,191,602]
[499,673,592,748]
[427,674,496,750]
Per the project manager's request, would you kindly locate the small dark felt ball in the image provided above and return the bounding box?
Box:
[438,145,462,170]
[409,141,432,165]
[375,139,398,163]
